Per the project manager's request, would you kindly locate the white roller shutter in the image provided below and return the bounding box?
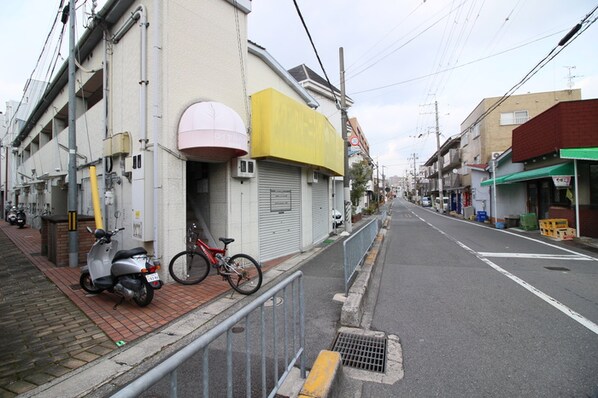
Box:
[258,161,301,261]
[312,173,329,243]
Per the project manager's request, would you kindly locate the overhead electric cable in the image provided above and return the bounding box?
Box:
[467,5,598,131]
[292,0,339,106]
[346,1,424,72]
[347,0,468,82]
[350,29,565,96]
[4,0,64,141]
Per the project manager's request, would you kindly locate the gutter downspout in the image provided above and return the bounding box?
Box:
[112,5,148,150]
[102,29,109,229]
[112,5,159,257]
[152,0,161,261]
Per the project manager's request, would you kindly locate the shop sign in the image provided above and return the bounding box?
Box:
[552,175,571,187]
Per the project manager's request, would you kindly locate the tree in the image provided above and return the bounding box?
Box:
[349,160,372,208]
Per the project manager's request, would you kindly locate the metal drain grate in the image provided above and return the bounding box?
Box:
[332,332,387,373]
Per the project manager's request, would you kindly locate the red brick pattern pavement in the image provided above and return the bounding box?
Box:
[0,220,280,396]
[1,221,280,343]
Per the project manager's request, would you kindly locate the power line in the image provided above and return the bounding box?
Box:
[346,0,469,83]
[349,29,565,96]
[4,1,64,138]
[292,0,339,107]
[466,4,598,131]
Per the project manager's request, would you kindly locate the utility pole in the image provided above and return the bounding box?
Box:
[409,153,418,199]
[340,47,352,233]
[375,160,379,211]
[67,0,79,267]
[382,165,386,203]
[435,101,444,212]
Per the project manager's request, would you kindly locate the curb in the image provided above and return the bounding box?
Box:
[340,226,387,328]
[297,351,343,398]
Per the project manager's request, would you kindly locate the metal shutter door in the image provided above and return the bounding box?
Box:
[258,162,301,262]
[312,174,329,243]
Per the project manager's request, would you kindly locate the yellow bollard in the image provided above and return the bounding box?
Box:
[89,165,104,230]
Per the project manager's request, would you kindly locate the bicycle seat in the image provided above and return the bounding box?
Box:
[219,238,235,246]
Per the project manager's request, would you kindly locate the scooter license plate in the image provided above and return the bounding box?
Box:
[145,273,160,283]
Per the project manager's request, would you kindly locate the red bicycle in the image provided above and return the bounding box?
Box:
[168,224,262,295]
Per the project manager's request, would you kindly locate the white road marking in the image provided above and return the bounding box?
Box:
[413,211,598,335]
[478,252,593,261]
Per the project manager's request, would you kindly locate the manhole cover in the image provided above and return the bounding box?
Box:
[545,266,570,271]
[264,297,284,307]
[332,332,386,373]
[231,326,245,333]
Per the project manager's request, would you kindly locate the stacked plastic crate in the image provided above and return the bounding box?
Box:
[539,219,575,240]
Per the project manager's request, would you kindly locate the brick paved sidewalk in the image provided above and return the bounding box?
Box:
[0,221,282,397]
[0,227,114,397]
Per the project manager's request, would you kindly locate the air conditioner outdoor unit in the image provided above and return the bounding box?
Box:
[307,169,319,184]
[232,158,256,179]
[491,151,501,160]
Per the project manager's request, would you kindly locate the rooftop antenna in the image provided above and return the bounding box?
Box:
[564,66,581,93]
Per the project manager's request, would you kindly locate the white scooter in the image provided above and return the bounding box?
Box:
[7,206,17,225]
[79,227,162,307]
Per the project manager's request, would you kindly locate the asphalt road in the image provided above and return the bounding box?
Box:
[362,198,598,397]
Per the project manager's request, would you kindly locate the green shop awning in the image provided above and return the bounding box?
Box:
[480,173,516,187]
[503,162,574,183]
[560,147,598,161]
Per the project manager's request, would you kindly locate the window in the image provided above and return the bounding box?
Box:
[461,131,469,147]
[500,110,529,125]
[472,123,480,138]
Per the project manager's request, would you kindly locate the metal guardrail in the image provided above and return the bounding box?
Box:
[111,271,305,398]
[343,218,380,295]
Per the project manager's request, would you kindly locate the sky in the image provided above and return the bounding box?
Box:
[1,1,597,179]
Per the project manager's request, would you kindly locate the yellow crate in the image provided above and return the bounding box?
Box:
[539,219,568,237]
[555,228,576,241]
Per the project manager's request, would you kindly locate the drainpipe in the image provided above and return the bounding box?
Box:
[152,0,161,260]
[112,5,148,150]
[113,5,157,254]
[102,29,109,229]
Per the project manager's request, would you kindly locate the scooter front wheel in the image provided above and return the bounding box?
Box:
[80,272,104,294]
[133,280,154,307]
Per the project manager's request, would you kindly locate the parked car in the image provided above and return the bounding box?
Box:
[421,196,432,207]
[435,197,449,213]
[332,209,343,227]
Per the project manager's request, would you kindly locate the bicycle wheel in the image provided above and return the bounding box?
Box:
[168,250,210,285]
[225,254,262,295]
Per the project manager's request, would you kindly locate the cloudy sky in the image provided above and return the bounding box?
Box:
[248,0,598,177]
[2,1,597,178]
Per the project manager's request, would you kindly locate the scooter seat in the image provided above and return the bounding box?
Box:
[113,247,147,262]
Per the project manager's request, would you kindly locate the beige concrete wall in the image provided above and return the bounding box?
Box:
[460,89,581,170]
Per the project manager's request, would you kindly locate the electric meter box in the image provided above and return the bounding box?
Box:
[131,152,154,241]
